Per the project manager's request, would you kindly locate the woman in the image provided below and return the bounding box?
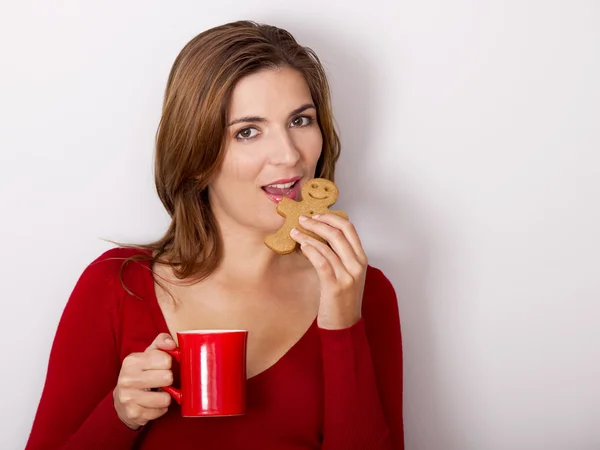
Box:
[26,20,404,449]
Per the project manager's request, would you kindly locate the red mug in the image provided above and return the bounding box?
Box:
[161,329,248,417]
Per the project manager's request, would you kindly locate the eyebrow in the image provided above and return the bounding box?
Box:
[227,103,316,127]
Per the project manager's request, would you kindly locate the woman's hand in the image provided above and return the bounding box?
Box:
[290,214,368,330]
[113,333,176,430]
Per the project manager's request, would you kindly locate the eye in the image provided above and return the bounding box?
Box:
[235,127,259,141]
[311,183,318,189]
[290,116,313,128]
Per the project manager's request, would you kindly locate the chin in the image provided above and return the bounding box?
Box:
[259,212,285,235]
[268,216,285,233]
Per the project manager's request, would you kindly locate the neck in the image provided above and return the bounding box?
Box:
[213,221,304,285]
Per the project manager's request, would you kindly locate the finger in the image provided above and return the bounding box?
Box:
[298,240,337,285]
[292,230,347,281]
[298,215,363,275]
[143,349,174,370]
[126,404,170,428]
[123,349,172,371]
[135,390,173,409]
[119,369,173,390]
[312,214,368,266]
[143,407,170,422]
[146,333,177,352]
[118,388,172,410]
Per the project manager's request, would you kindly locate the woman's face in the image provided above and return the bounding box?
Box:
[209,67,323,234]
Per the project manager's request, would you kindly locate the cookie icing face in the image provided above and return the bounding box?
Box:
[302,179,338,205]
[264,178,346,254]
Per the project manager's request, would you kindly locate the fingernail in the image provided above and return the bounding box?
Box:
[166,338,175,344]
[299,215,308,222]
[312,214,321,219]
[290,228,300,236]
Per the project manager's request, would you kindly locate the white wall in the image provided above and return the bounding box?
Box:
[1,1,598,449]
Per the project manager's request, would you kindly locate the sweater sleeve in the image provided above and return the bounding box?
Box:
[319,267,404,450]
[25,252,141,450]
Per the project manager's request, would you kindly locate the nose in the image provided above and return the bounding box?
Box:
[268,128,301,167]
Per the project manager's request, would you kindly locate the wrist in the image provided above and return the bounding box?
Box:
[317,312,362,330]
[113,388,142,431]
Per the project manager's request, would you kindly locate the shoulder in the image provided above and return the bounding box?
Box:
[62,247,153,326]
[362,265,399,318]
[74,247,151,295]
[364,265,397,297]
[54,249,154,356]
[87,246,149,270]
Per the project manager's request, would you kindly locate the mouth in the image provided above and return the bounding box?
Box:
[262,177,302,203]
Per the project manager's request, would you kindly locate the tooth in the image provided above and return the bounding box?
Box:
[268,181,294,189]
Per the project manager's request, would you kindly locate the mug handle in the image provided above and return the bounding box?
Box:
[161,349,182,405]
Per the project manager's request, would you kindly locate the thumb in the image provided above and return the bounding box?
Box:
[145,332,177,352]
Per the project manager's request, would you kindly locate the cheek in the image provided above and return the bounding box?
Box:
[220,150,265,182]
[296,129,323,163]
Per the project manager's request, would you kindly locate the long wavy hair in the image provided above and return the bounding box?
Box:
[123,20,341,286]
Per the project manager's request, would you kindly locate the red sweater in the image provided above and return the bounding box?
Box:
[26,248,404,449]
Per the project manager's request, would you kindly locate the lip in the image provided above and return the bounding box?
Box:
[262,177,302,203]
[262,176,302,187]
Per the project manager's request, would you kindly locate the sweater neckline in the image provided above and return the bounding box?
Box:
[137,256,319,385]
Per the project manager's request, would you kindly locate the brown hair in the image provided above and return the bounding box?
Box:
[124,20,340,285]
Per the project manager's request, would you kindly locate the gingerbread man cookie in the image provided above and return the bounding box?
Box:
[264,178,348,255]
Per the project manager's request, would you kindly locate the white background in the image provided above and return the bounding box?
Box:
[1,1,598,449]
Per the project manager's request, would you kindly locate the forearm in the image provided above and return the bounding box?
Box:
[320,319,393,450]
[26,391,140,450]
